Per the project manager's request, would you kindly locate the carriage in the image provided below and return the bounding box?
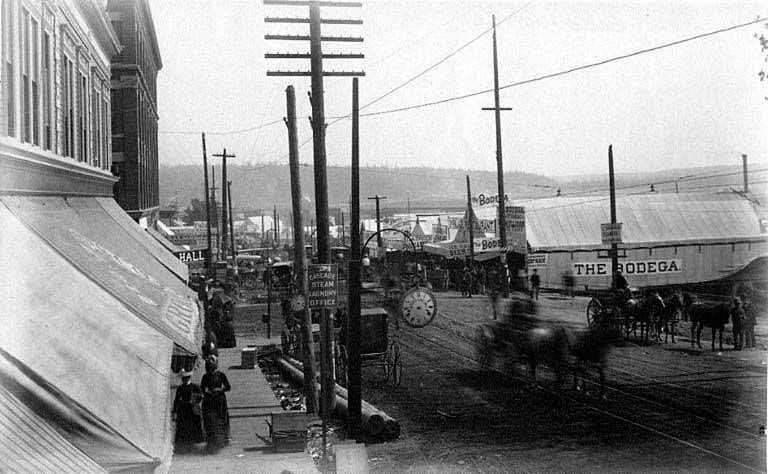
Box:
[585,288,633,334]
[334,307,403,388]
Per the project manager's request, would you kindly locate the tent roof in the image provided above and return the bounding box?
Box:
[98,198,189,281]
[0,202,174,470]
[0,385,108,474]
[519,192,766,251]
[1,196,202,354]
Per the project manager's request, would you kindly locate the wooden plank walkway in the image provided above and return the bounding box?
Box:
[169,335,320,474]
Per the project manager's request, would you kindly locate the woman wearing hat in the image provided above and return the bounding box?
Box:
[172,370,204,452]
[200,356,231,453]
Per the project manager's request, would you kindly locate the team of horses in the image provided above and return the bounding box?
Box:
[476,289,745,398]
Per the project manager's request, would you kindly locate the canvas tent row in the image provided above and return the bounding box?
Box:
[0,196,203,473]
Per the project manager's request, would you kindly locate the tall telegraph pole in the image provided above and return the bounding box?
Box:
[201,133,212,273]
[213,149,235,261]
[285,84,318,414]
[482,14,512,297]
[368,195,386,249]
[264,0,364,455]
[608,145,619,287]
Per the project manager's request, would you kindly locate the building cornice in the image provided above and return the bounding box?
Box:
[75,0,122,58]
[0,140,117,197]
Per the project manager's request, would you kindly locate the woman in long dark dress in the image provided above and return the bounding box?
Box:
[172,370,204,452]
[200,356,231,453]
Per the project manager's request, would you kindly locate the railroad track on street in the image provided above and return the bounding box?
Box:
[387,311,766,473]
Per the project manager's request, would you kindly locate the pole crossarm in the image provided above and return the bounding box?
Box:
[265,17,363,24]
[265,52,365,59]
[481,107,513,111]
[268,70,365,76]
[263,0,362,7]
[265,34,364,42]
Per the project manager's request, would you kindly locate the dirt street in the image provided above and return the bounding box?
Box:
[355,290,767,474]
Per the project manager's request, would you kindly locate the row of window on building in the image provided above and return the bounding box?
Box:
[1,0,111,170]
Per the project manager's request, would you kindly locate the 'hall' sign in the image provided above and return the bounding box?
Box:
[173,249,208,263]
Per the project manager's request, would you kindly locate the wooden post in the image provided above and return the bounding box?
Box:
[482,15,513,298]
[466,175,475,298]
[227,181,236,266]
[347,77,362,438]
[202,133,212,273]
[609,145,618,288]
[309,0,333,457]
[286,84,319,414]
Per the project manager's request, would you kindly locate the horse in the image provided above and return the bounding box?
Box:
[655,291,684,343]
[683,293,731,351]
[567,320,613,395]
[624,292,665,343]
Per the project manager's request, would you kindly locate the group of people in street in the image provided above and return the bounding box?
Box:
[731,295,758,350]
[172,355,232,454]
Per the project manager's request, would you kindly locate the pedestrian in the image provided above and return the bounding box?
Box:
[731,297,744,351]
[743,296,757,349]
[461,266,471,297]
[562,270,575,298]
[489,266,501,320]
[201,355,231,453]
[172,369,204,453]
[530,269,541,300]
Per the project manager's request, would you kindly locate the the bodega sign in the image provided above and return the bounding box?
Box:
[308,264,338,309]
[573,259,682,276]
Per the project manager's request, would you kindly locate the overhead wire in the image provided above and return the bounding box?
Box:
[356,16,768,118]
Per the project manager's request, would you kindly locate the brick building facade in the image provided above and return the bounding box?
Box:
[0,0,118,195]
[107,0,161,222]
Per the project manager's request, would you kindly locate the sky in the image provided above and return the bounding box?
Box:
[149,0,768,177]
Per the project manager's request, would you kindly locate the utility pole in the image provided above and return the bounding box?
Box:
[742,154,749,193]
[348,77,362,439]
[482,14,512,298]
[341,212,345,247]
[466,175,475,298]
[210,166,219,259]
[273,205,278,250]
[261,213,265,247]
[368,195,387,249]
[286,84,318,414]
[265,0,364,459]
[202,133,212,273]
[213,149,235,260]
[227,181,236,265]
[608,145,618,288]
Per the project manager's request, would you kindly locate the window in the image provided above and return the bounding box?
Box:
[31,16,39,146]
[1,0,15,136]
[101,89,109,169]
[61,52,74,158]
[42,31,51,149]
[21,8,29,142]
[78,71,87,162]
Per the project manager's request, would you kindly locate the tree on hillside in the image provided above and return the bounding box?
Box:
[183,198,207,225]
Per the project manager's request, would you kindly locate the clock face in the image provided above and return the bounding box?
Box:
[290,294,305,312]
[400,287,438,328]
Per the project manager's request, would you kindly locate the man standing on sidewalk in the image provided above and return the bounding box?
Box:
[530,269,541,300]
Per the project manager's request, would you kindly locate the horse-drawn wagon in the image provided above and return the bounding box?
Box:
[475,296,611,391]
[587,288,684,343]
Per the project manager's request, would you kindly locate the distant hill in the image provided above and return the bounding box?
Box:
[159,162,765,217]
[159,164,558,215]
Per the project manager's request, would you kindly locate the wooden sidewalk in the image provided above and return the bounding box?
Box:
[169,335,321,474]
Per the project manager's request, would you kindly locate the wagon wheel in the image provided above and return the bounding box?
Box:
[586,298,602,326]
[334,345,348,387]
[385,341,403,388]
